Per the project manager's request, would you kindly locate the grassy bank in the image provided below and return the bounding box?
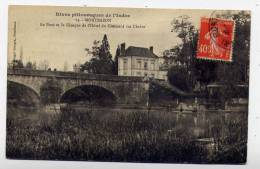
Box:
[6,109,247,163]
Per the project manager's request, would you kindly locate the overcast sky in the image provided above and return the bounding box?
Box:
[8,6,238,70]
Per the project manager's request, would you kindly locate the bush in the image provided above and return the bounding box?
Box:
[167,66,192,92]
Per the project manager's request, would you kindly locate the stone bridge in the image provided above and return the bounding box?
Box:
[7,69,150,105]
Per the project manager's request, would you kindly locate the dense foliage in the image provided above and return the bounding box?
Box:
[80,34,116,74]
[167,66,192,92]
[167,12,250,97]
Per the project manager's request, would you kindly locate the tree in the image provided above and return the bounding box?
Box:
[12,59,24,69]
[169,15,201,89]
[171,16,197,70]
[167,66,192,92]
[25,61,33,69]
[113,45,121,75]
[171,15,196,44]
[210,11,250,102]
[218,11,250,83]
[169,12,250,95]
[81,34,115,74]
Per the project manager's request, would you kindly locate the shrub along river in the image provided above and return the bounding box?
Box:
[6,104,248,163]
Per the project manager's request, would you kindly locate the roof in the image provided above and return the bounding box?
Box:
[122,46,158,58]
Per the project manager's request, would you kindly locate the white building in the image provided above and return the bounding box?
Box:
[118,43,167,80]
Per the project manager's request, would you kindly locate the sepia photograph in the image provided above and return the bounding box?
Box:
[6,5,250,164]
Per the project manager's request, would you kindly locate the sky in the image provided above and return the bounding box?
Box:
[8,6,236,70]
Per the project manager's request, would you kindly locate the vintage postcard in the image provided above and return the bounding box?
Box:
[7,5,250,164]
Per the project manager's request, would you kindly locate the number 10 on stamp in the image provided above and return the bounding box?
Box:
[197,17,235,62]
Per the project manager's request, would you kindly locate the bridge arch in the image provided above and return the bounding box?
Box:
[8,69,149,105]
[60,85,117,106]
[7,80,41,107]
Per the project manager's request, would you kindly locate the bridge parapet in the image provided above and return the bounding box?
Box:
[7,68,144,82]
[7,68,149,106]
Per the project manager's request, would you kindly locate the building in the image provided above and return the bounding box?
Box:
[118,43,167,80]
[162,47,182,67]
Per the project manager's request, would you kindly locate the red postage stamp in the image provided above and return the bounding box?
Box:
[197,17,235,61]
